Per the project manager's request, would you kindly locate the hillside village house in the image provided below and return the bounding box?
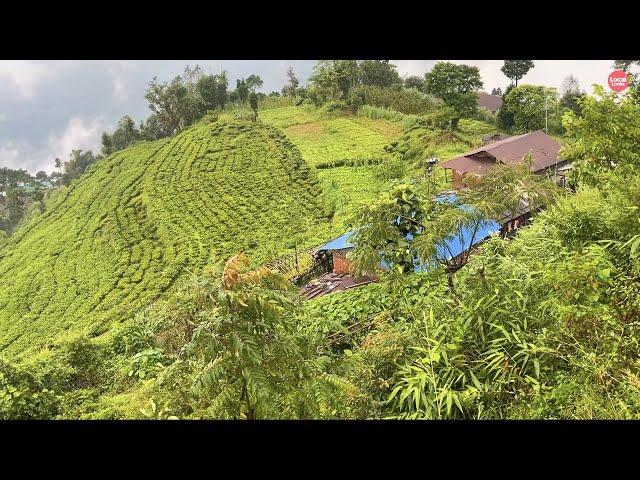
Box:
[438,130,567,190]
[300,132,569,300]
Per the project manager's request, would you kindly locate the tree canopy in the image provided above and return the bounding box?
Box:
[424,62,483,129]
[501,60,535,87]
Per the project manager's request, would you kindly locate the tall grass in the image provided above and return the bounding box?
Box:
[357,105,420,131]
[258,95,295,110]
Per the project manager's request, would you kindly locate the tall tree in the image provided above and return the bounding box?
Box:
[245,74,263,93]
[182,64,204,85]
[501,60,535,87]
[560,74,584,115]
[360,60,402,88]
[196,74,219,112]
[236,79,249,104]
[404,75,425,91]
[60,150,98,186]
[285,66,300,97]
[145,76,187,135]
[215,71,228,110]
[502,84,559,133]
[140,113,172,141]
[424,62,483,129]
[106,115,142,154]
[249,92,258,121]
[491,87,503,96]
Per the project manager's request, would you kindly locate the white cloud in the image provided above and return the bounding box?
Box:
[0,143,21,165]
[48,116,104,162]
[392,60,617,94]
[0,141,46,173]
[0,61,55,100]
[105,60,138,103]
[112,76,128,103]
[0,113,6,123]
[1,116,104,174]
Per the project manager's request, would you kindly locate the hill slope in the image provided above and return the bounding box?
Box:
[0,119,329,360]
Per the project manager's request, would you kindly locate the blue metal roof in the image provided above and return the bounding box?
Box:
[319,192,501,272]
[318,231,355,251]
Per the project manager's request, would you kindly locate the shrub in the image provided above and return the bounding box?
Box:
[0,359,60,419]
[348,85,440,115]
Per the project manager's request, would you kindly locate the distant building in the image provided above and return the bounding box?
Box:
[438,130,569,189]
[476,92,503,114]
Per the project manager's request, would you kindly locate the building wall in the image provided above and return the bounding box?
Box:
[452,170,466,189]
[452,170,482,189]
[332,249,353,275]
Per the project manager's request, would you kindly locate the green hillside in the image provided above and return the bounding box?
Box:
[0,119,330,360]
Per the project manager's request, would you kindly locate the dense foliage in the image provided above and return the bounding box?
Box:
[501,60,535,87]
[501,84,562,134]
[424,62,483,129]
[2,78,639,420]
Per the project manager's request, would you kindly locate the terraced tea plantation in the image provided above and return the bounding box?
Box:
[0,120,330,359]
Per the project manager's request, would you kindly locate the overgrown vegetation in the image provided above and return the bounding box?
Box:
[2,63,639,420]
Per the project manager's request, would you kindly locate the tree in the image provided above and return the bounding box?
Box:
[182,64,204,85]
[559,74,584,116]
[561,84,640,185]
[284,66,300,97]
[501,60,535,87]
[491,87,503,96]
[140,113,171,141]
[360,60,402,88]
[158,254,349,419]
[424,62,483,129]
[196,74,219,112]
[249,92,258,121]
[404,75,425,91]
[215,71,228,110]
[502,84,559,133]
[60,150,98,186]
[35,171,48,182]
[236,79,249,104]
[496,84,515,130]
[100,132,113,156]
[145,76,187,135]
[104,115,142,155]
[245,74,263,93]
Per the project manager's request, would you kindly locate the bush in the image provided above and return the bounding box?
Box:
[472,106,497,125]
[348,85,440,115]
[0,359,60,419]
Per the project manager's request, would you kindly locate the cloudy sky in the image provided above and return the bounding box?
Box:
[0,60,618,174]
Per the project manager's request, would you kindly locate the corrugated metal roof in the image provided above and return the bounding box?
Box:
[319,193,500,272]
[318,231,354,251]
[439,130,562,174]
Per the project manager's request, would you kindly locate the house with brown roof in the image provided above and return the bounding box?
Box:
[438,130,567,189]
[476,92,503,114]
